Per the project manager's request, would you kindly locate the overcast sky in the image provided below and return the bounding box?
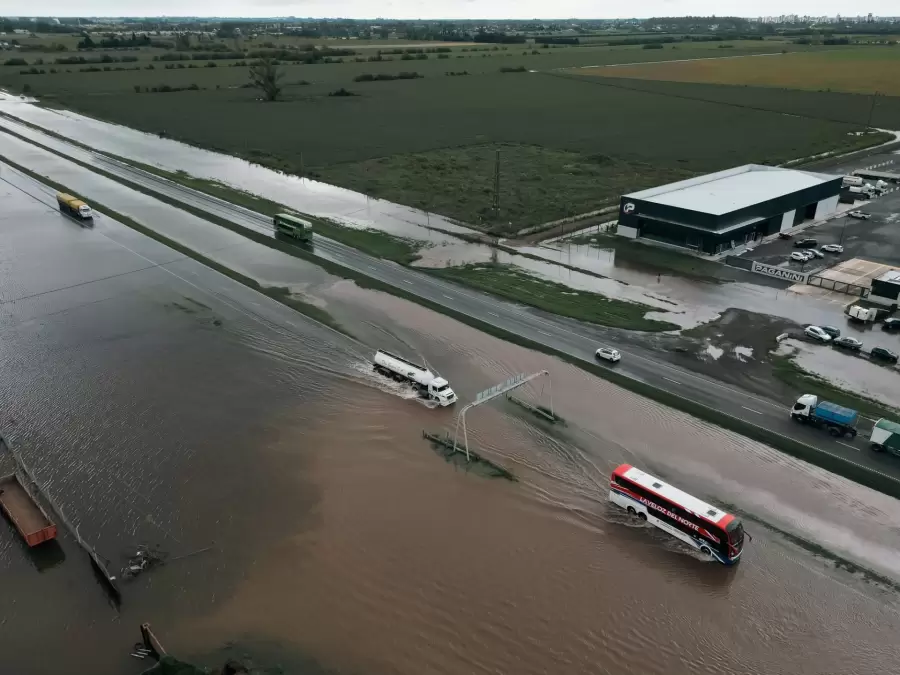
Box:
[7,1,896,19]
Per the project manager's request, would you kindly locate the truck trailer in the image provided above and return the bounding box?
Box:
[373,349,457,406]
[56,192,93,220]
[870,418,900,455]
[791,394,858,438]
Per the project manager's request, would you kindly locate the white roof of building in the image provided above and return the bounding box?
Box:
[622,465,730,525]
[625,164,839,216]
[875,270,900,284]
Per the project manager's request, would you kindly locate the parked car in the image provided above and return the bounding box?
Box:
[805,325,832,342]
[790,251,811,262]
[819,326,841,339]
[833,336,863,351]
[595,347,621,363]
[777,231,793,240]
[883,318,900,331]
[848,211,871,220]
[821,244,844,254]
[794,238,818,248]
[870,347,899,364]
[808,248,825,258]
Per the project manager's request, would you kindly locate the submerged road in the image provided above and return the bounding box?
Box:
[2,118,899,485]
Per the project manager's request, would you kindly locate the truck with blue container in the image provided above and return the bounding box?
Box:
[870,418,900,456]
[791,394,858,438]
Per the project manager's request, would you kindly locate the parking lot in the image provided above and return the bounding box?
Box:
[741,153,900,272]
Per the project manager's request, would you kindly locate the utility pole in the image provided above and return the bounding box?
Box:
[866,91,878,128]
[492,149,500,217]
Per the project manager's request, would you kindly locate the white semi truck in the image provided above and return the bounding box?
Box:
[373,350,457,406]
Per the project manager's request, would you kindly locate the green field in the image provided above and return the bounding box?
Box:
[1,37,893,234]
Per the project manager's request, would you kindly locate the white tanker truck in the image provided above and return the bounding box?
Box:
[373,349,457,406]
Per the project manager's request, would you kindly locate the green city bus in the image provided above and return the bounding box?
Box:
[273,212,312,243]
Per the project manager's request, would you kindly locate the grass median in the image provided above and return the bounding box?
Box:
[430,263,680,332]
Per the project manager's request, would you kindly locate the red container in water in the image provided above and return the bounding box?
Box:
[0,473,57,547]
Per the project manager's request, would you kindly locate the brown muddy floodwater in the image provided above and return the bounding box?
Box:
[1,175,898,674]
[168,281,900,675]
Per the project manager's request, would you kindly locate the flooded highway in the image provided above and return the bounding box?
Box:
[0,95,475,242]
[2,160,900,675]
[4,102,900,358]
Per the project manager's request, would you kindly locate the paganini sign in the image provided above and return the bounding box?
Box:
[750,261,809,284]
[622,202,636,214]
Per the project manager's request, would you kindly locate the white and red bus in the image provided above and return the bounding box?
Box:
[609,464,745,565]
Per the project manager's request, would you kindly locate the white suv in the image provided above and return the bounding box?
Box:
[595,347,621,362]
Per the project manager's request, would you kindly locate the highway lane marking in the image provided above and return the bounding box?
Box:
[537,329,552,336]
[443,294,453,299]
[368,266,377,270]
[402,280,413,285]
[836,441,860,451]
[488,312,499,317]
[663,377,680,384]
[742,406,763,415]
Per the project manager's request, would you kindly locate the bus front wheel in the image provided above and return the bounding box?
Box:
[626,506,636,516]
[701,546,712,557]
[637,512,647,521]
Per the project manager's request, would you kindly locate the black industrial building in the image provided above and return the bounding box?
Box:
[618,165,843,255]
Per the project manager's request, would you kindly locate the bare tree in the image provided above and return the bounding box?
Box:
[248,57,284,102]
[174,32,191,51]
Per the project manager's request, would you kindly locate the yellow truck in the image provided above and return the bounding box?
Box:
[56,192,93,220]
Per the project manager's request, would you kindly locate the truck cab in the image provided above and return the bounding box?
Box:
[428,378,457,406]
[77,203,93,219]
[791,394,819,420]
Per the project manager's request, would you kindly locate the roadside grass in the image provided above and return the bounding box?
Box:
[770,353,900,420]
[430,263,680,331]
[0,156,349,337]
[571,47,900,96]
[566,232,730,282]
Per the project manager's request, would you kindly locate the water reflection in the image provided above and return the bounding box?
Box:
[0,96,478,245]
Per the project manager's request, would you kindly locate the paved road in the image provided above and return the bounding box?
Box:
[3,118,900,484]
